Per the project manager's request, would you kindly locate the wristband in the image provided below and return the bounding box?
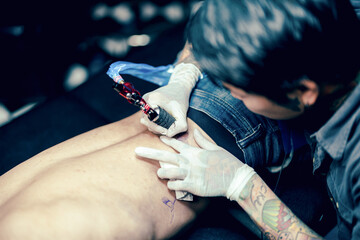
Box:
[226,164,256,201]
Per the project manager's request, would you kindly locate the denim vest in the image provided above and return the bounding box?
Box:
[189,76,284,168]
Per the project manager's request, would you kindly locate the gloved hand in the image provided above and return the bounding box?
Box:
[135,129,256,200]
[140,63,202,137]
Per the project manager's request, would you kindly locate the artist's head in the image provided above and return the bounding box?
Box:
[187,0,360,121]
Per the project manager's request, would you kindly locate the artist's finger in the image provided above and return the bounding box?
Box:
[160,136,190,153]
[167,180,191,193]
[193,129,221,151]
[164,123,177,138]
[165,105,188,137]
[166,120,187,138]
[135,147,180,166]
[148,121,168,135]
[157,168,187,180]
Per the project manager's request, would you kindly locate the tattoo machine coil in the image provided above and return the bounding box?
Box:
[107,68,175,129]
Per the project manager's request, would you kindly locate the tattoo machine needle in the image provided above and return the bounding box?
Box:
[107,67,176,129]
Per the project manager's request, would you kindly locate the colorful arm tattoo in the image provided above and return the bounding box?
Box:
[238,175,323,240]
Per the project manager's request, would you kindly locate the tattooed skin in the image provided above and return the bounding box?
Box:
[251,179,267,209]
[236,175,323,240]
[278,231,294,240]
[262,199,295,231]
[264,232,276,240]
[295,231,320,240]
[162,197,176,224]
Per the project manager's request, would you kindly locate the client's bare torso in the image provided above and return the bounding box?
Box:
[0,112,210,240]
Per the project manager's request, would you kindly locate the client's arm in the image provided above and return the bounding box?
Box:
[0,112,209,240]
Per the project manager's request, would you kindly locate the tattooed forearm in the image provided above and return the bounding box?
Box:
[262,199,297,232]
[236,175,323,240]
[250,179,267,209]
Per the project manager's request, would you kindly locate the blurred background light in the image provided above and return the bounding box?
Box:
[128,34,151,47]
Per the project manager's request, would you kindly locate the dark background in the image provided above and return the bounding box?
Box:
[0,0,194,112]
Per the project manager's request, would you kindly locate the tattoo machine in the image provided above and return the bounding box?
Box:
[107,72,176,129]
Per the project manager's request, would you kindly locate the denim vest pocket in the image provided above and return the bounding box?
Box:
[234,124,268,167]
[237,124,264,149]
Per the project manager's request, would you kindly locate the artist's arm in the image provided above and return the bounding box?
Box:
[236,174,322,239]
[140,42,202,137]
[135,129,323,239]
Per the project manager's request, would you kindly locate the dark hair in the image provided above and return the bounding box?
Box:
[187,0,360,104]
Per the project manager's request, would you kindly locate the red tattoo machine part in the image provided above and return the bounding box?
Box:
[112,75,175,129]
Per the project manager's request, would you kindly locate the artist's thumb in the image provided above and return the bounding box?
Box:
[141,116,167,135]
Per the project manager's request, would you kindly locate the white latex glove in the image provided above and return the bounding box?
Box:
[135,129,256,199]
[140,63,202,137]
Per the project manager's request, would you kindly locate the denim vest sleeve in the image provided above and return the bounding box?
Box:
[189,76,284,168]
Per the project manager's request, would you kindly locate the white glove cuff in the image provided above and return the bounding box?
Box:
[168,63,202,90]
[226,164,256,202]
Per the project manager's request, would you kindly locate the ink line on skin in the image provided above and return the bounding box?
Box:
[162,197,176,223]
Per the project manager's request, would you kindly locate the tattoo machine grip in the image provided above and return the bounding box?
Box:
[153,107,176,129]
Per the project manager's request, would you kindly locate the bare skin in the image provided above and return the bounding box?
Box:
[0,112,209,240]
[176,42,201,69]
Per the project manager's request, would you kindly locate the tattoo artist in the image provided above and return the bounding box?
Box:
[136,0,360,239]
